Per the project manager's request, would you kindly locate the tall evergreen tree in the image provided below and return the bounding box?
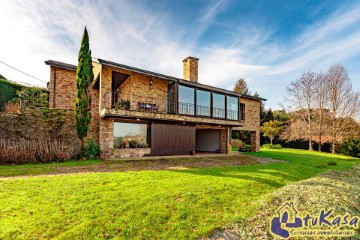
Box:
[75,27,94,150]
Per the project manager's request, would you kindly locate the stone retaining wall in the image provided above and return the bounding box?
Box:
[0,108,79,145]
[111,148,151,159]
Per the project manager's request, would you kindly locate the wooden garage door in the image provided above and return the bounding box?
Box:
[151,123,195,156]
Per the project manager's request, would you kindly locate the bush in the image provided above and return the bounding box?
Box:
[128,140,148,148]
[0,79,22,111]
[83,140,100,159]
[261,144,282,149]
[337,138,360,158]
[0,138,79,164]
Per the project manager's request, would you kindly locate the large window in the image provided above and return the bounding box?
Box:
[178,85,195,115]
[212,93,225,118]
[113,122,149,148]
[196,90,211,116]
[227,96,239,120]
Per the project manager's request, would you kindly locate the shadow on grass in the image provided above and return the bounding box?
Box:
[170,163,303,189]
[170,150,360,190]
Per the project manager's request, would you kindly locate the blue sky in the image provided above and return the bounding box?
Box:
[0,0,359,109]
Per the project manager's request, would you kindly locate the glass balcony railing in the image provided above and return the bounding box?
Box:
[105,91,239,120]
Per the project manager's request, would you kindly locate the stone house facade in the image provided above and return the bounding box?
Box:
[45,57,264,159]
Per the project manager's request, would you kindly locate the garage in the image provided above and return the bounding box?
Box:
[151,123,196,155]
[195,129,221,153]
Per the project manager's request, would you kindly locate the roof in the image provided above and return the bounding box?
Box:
[94,58,180,82]
[95,58,266,101]
[45,58,266,101]
[44,60,77,71]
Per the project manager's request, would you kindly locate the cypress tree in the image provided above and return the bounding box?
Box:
[75,27,94,150]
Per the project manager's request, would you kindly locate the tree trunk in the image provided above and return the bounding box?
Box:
[331,122,336,154]
[308,122,313,151]
[270,137,273,146]
[307,99,313,151]
[318,109,322,152]
[81,137,85,155]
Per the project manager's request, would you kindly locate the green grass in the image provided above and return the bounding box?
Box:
[0,149,358,239]
[0,160,100,177]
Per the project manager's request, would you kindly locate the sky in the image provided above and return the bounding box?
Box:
[1,0,360,109]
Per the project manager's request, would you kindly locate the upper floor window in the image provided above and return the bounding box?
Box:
[196,89,211,116]
[178,85,195,115]
[212,93,225,118]
[240,103,245,120]
[227,96,239,120]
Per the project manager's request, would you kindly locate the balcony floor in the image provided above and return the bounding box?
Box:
[101,108,243,126]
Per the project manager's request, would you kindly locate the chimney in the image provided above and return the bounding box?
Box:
[183,56,199,82]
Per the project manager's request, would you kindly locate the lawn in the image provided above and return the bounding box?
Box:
[0,149,358,239]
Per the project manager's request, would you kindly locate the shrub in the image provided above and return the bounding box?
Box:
[0,79,22,111]
[231,139,244,148]
[261,144,282,149]
[337,138,360,158]
[0,138,79,164]
[83,140,100,159]
[128,140,148,148]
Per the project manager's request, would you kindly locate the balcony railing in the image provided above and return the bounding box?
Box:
[105,91,239,120]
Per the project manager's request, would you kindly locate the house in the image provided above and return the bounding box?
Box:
[45,57,264,159]
[277,202,298,224]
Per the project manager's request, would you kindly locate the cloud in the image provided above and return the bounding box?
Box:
[0,0,359,110]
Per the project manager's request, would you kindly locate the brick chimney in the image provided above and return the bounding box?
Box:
[183,56,199,82]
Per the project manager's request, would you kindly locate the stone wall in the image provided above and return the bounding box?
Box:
[232,97,261,151]
[101,65,168,112]
[99,118,114,159]
[111,148,151,159]
[0,108,79,145]
[48,67,76,109]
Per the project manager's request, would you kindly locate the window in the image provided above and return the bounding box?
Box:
[227,96,239,120]
[212,93,225,118]
[178,85,195,115]
[168,83,176,114]
[113,122,149,148]
[240,103,245,120]
[196,89,211,116]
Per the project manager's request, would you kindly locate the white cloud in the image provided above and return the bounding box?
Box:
[0,0,359,110]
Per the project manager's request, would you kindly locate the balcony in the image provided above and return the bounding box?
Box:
[102,91,242,126]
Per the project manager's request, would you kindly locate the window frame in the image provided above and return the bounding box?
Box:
[113,122,150,148]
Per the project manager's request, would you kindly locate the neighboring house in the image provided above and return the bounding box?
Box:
[45,57,265,159]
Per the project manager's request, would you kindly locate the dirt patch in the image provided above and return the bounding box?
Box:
[1,154,283,179]
[52,155,282,175]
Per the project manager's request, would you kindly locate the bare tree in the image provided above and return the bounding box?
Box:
[286,71,316,150]
[326,64,360,153]
[313,73,328,151]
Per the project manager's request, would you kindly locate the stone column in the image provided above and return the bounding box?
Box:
[251,131,260,152]
[99,118,114,159]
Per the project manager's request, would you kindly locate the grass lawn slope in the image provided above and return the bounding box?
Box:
[0,149,358,239]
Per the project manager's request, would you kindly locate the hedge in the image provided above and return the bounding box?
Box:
[0,78,23,111]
